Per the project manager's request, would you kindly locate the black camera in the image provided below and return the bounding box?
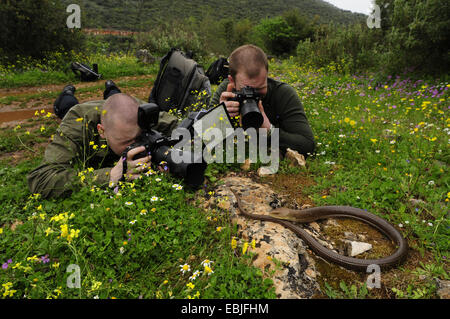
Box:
[122,103,206,188]
[230,86,263,130]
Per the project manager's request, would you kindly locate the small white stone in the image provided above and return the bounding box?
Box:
[346,241,372,257]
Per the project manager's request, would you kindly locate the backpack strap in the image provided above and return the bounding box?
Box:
[148,48,178,105]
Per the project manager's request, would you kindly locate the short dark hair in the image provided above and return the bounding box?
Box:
[229,44,268,79]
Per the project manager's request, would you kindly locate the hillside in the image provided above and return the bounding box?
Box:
[64,0,366,31]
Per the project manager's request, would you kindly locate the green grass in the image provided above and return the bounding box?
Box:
[0,53,158,89]
[0,55,448,299]
[0,77,155,107]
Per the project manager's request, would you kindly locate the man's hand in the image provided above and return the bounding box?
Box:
[220,83,240,118]
[109,146,151,184]
[258,100,271,130]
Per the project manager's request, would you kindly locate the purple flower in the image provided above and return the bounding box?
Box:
[2,263,8,270]
[40,254,50,264]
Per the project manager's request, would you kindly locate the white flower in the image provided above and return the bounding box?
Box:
[189,270,201,281]
[375,150,380,153]
[119,247,125,254]
[428,222,433,227]
[155,178,161,182]
[151,196,159,202]
[405,220,409,224]
[390,140,396,144]
[201,259,214,268]
[125,202,133,206]
[398,223,403,228]
[179,263,191,274]
[129,220,137,225]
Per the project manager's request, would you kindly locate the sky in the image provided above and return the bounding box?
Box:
[323,0,374,15]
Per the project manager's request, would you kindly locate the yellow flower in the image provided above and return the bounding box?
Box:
[370,139,378,143]
[60,224,69,238]
[350,120,356,126]
[251,239,256,249]
[2,282,13,290]
[91,281,102,291]
[52,263,60,269]
[45,227,53,236]
[242,242,249,255]
[12,262,21,269]
[54,287,62,297]
[231,237,237,249]
[186,282,195,290]
[76,117,83,122]
[204,265,214,275]
[0,228,3,235]
[344,117,350,123]
[68,229,80,242]
[27,255,39,262]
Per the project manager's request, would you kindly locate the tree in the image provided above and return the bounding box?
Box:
[376,0,450,75]
[0,0,84,63]
[255,16,298,56]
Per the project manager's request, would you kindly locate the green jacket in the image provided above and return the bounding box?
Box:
[27,99,178,199]
[210,78,315,155]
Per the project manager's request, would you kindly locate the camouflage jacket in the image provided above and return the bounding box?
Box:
[27,99,178,198]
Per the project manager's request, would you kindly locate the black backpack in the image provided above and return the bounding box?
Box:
[148,48,211,115]
[71,62,102,82]
[206,57,229,85]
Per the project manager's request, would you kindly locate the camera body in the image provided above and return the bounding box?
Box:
[122,103,206,188]
[230,86,263,130]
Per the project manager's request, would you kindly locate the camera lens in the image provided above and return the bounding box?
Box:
[240,99,263,130]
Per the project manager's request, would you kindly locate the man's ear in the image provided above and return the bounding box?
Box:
[228,75,236,91]
[97,123,105,138]
[228,75,235,86]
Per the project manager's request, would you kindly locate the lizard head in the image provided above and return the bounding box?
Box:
[269,207,298,221]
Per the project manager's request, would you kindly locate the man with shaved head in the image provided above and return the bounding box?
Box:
[210,44,315,157]
[28,85,178,198]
